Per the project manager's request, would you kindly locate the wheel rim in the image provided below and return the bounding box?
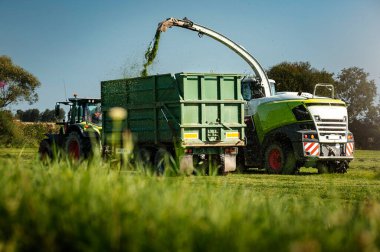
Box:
[268,149,282,171]
[68,140,80,159]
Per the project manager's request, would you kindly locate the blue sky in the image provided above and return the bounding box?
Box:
[1,0,379,111]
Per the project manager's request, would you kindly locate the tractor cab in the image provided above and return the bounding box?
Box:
[55,96,102,127]
[39,96,103,161]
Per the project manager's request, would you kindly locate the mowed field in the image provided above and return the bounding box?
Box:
[0,148,379,251]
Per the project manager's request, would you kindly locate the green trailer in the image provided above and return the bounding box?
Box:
[101,73,245,173]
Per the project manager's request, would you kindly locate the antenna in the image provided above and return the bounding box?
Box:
[63,79,68,101]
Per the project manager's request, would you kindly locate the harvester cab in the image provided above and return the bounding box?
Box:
[39,96,102,161]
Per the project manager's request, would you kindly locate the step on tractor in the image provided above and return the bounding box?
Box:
[153,17,354,174]
[38,95,102,160]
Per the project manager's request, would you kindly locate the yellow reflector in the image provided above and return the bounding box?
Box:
[226,132,239,139]
[184,133,198,139]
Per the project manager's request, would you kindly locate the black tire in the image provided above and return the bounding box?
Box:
[135,148,154,173]
[193,154,208,175]
[39,139,53,162]
[236,150,247,174]
[264,142,296,174]
[65,132,84,160]
[154,148,168,176]
[219,154,227,175]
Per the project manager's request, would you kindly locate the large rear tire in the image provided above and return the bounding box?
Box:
[264,142,296,174]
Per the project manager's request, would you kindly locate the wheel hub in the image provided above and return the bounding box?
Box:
[68,140,80,159]
[269,149,281,171]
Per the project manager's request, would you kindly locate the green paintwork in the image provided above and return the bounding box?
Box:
[101,73,246,147]
[78,121,102,136]
[254,100,306,143]
[253,97,346,144]
[304,98,346,105]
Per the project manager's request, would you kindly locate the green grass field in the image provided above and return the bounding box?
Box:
[0,148,379,251]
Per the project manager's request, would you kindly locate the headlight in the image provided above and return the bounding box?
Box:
[314,115,321,122]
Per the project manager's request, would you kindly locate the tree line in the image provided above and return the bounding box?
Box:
[15,108,65,122]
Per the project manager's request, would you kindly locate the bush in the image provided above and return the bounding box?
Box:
[18,122,57,147]
[0,110,24,147]
[0,111,57,147]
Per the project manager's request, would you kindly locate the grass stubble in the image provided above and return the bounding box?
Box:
[0,149,379,251]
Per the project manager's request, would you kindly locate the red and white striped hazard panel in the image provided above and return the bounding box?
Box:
[346,143,354,156]
[303,142,320,156]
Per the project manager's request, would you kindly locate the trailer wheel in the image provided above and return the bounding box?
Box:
[39,139,53,162]
[135,148,154,173]
[264,142,296,174]
[154,148,175,176]
[65,132,83,160]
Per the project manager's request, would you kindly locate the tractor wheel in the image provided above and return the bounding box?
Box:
[39,139,53,162]
[65,132,83,160]
[264,142,296,175]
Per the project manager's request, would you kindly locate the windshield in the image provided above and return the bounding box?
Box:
[87,103,102,126]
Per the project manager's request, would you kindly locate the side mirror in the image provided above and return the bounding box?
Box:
[55,104,60,118]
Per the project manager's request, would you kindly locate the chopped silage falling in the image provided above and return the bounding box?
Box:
[141,30,161,77]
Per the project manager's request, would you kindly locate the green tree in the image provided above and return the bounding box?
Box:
[335,67,378,123]
[40,109,55,122]
[0,55,40,109]
[18,108,40,122]
[40,108,65,122]
[267,62,334,94]
[0,110,24,146]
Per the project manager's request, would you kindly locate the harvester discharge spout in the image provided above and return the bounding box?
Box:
[157,17,272,97]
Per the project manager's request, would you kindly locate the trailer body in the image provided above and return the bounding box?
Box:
[101,73,245,172]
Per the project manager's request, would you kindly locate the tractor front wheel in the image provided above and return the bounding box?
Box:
[65,132,83,160]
